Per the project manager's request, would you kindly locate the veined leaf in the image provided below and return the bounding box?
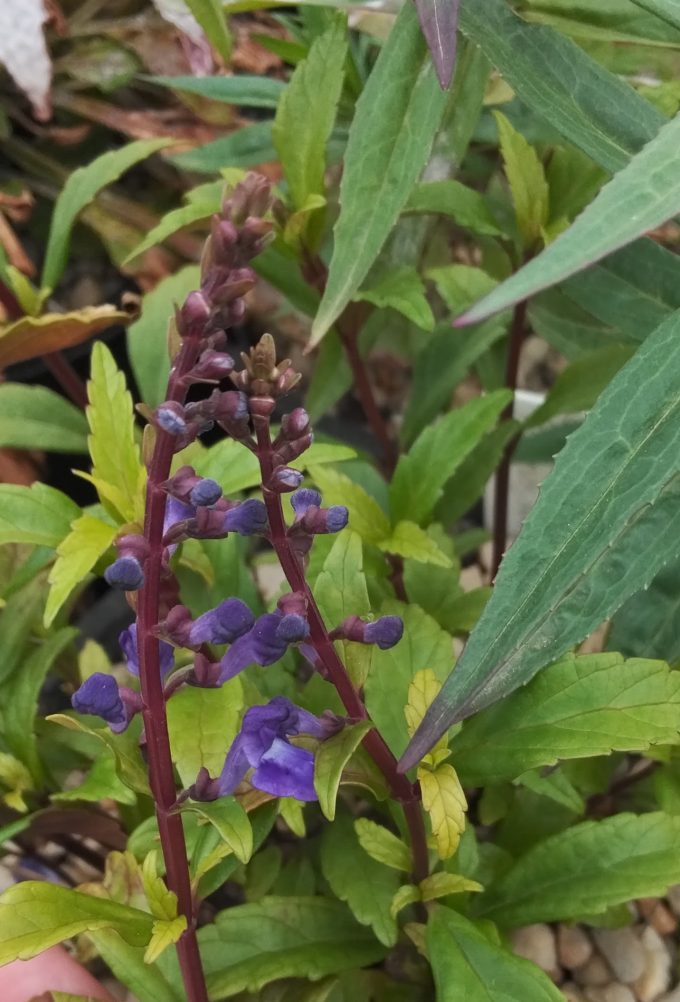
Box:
[314,531,373,687]
[0,306,130,369]
[428,906,564,1001]
[41,138,170,292]
[476,812,680,927]
[405,179,504,236]
[419,764,467,859]
[0,482,79,548]
[45,516,117,627]
[414,0,461,90]
[309,466,390,544]
[0,384,89,453]
[420,872,482,901]
[453,652,680,785]
[166,679,243,787]
[48,714,150,795]
[314,720,373,820]
[88,929,184,1002]
[194,439,355,496]
[148,74,284,108]
[458,114,680,326]
[401,309,680,769]
[610,557,680,663]
[630,0,680,29]
[182,798,253,865]
[494,111,549,248]
[526,344,635,427]
[310,2,448,345]
[356,267,435,332]
[354,818,411,873]
[377,521,453,568]
[172,122,277,174]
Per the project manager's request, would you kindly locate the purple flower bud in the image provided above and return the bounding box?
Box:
[178,290,211,337]
[297,504,349,535]
[212,390,251,439]
[105,556,144,591]
[327,506,349,532]
[270,467,304,493]
[191,349,234,382]
[275,613,309,644]
[72,673,127,732]
[290,488,321,516]
[281,408,310,440]
[189,598,255,646]
[120,623,175,677]
[223,499,268,536]
[189,479,222,507]
[364,615,404,650]
[155,401,187,436]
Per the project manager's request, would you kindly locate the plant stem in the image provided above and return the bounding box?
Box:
[44,351,89,409]
[254,418,429,882]
[138,337,208,1002]
[491,300,527,579]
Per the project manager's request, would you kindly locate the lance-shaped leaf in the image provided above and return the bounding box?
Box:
[310,2,448,345]
[0,384,89,453]
[457,114,680,326]
[415,0,460,90]
[148,74,285,108]
[401,309,680,769]
[0,306,130,369]
[630,0,680,30]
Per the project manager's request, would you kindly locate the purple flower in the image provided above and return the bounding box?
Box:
[335,614,404,651]
[164,496,195,538]
[218,697,331,800]
[105,556,144,591]
[223,499,268,536]
[189,598,255,646]
[290,489,321,516]
[119,623,175,677]
[218,608,309,683]
[275,613,309,643]
[325,506,349,533]
[270,467,304,492]
[155,401,187,436]
[288,489,348,535]
[72,673,128,732]
[189,478,222,507]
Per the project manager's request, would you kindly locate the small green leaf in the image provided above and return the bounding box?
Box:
[0,482,79,549]
[145,914,187,965]
[48,714,150,795]
[184,0,232,61]
[476,812,680,927]
[41,138,170,293]
[167,679,243,787]
[356,267,435,331]
[378,521,452,568]
[354,818,411,873]
[124,203,216,265]
[0,755,33,812]
[52,752,137,806]
[314,531,373,687]
[0,882,153,963]
[148,74,284,108]
[314,720,373,820]
[143,851,179,921]
[45,516,117,627]
[172,122,277,174]
[494,112,549,247]
[0,384,89,453]
[405,180,503,236]
[182,799,253,865]
[391,884,421,918]
[309,466,390,544]
[419,764,467,860]
[420,872,483,901]
[527,345,635,427]
[279,797,306,837]
[428,906,564,1001]
[310,2,448,344]
[88,928,184,1002]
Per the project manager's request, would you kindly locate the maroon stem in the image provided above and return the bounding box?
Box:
[491,300,527,580]
[255,417,429,882]
[137,337,208,1002]
[44,351,89,409]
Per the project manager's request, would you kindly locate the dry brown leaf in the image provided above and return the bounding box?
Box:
[0,306,131,369]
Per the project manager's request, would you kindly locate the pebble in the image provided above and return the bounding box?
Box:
[558,925,594,970]
[658,990,680,1002]
[666,885,680,917]
[638,899,678,935]
[583,987,636,1002]
[593,928,645,984]
[633,926,672,1002]
[510,923,558,977]
[562,985,587,1002]
[574,954,613,988]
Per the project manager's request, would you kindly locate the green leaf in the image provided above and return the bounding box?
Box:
[148,74,285,108]
[310,2,448,345]
[48,714,150,795]
[428,906,564,1001]
[494,112,549,247]
[390,391,511,525]
[52,751,137,806]
[273,14,346,232]
[476,812,680,927]
[45,516,117,627]
[0,882,153,963]
[309,466,390,544]
[87,341,145,523]
[41,138,170,293]
[0,482,79,548]
[145,915,187,965]
[460,0,665,173]
[184,0,232,61]
[0,755,33,812]
[419,763,467,859]
[200,897,386,995]
[4,628,76,783]
[452,652,680,786]
[182,799,253,865]
[0,384,89,453]
[377,521,452,568]
[630,0,680,30]
[124,203,216,265]
[459,113,680,325]
[402,309,680,767]
[0,586,44,687]
[610,557,680,663]
[356,267,435,332]
[354,818,411,873]
[172,122,277,174]
[314,720,373,820]
[405,179,504,236]
[88,929,184,1002]
[420,872,482,901]
[526,345,635,427]
[166,679,243,786]
[321,812,399,947]
[402,531,464,633]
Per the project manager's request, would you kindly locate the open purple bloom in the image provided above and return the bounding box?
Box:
[189,598,255,646]
[119,623,175,677]
[218,608,308,683]
[223,499,268,536]
[72,673,128,733]
[218,697,331,800]
[189,478,222,507]
[290,488,321,516]
[164,496,195,538]
[364,616,404,650]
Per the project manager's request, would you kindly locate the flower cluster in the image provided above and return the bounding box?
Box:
[71,174,405,805]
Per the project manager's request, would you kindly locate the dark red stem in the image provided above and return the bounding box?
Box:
[254,417,428,882]
[491,300,527,579]
[137,336,208,1002]
[44,351,89,409]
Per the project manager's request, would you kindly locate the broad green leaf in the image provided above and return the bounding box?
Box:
[87,341,145,523]
[354,818,411,873]
[42,138,170,292]
[428,906,564,1001]
[124,204,216,265]
[610,557,680,663]
[459,114,680,325]
[377,521,452,568]
[356,267,435,332]
[0,384,88,453]
[88,929,184,1002]
[0,306,130,369]
[0,882,153,963]
[182,798,253,865]
[321,812,399,947]
[0,482,79,549]
[48,714,150,795]
[185,0,232,61]
[460,0,666,172]
[172,122,277,174]
[420,872,482,901]
[419,764,466,859]
[4,628,76,783]
[167,679,243,786]
[528,290,620,360]
[314,531,373,687]
[314,720,373,819]
[476,812,680,927]
[453,652,680,786]
[52,751,137,806]
[494,112,549,247]
[402,310,680,768]
[525,0,680,43]
[630,0,680,29]
[402,530,464,632]
[405,179,504,236]
[273,15,346,234]
[149,74,285,107]
[200,897,386,995]
[45,516,117,627]
[310,2,448,344]
[309,466,390,544]
[390,391,511,524]
[526,345,635,427]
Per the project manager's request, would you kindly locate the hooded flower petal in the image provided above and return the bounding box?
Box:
[252,739,317,801]
[104,556,144,591]
[119,623,175,677]
[364,615,404,650]
[216,732,250,796]
[223,498,268,536]
[189,598,255,646]
[72,673,127,732]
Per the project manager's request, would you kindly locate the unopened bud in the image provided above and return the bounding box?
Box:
[269,467,304,493]
[155,401,187,437]
[281,408,310,440]
[105,556,144,591]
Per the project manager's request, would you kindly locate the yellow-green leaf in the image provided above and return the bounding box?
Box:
[308,466,390,544]
[314,721,373,820]
[419,764,467,859]
[183,798,253,865]
[47,714,150,795]
[378,521,452,568]
[145,914,187,964]
[142,851,178,921]
[354,818,411,873]
[494,111,549,247]
[45,516,117,627]
[405,669,449,770]
[0,482,79,549]
[390,884,421,919]
[0,754,33,813]
[419,872,482,902]
[167,679,243,787]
